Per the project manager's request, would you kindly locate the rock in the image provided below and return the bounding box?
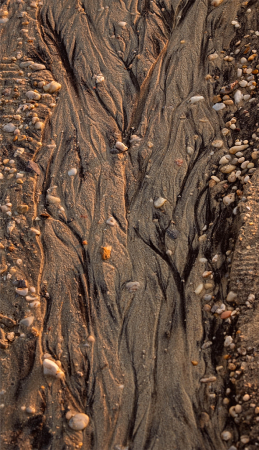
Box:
[29,63,46,71]
[43,358,65,379]
[115,141,128,152]
[195,283,204,294]
[126,281,140,292]
[17,204,29,214]
[154,197,167,208]
[213,103,226,111]
[106,217,116,226]
[221,430,232,441]
[43,81,61,93]
[226,291,237,303]
[46,194,61,204]
[3,123,16,133]
[20,316,34,327]
[26,90,41,100]
[68,413,89,431]
[100,246,112,260]
[68,168,77,176]
[223,193,235,206]
[234,90,243,104]
[190,95,204,103]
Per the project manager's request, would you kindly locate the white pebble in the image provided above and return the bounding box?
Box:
[234,90,243,104]
[20,316,34,327]
[195,283,204,295]
[221,430,232,441]
[190,95,204,103]
[3,123,16,133]
[68,168,77,176]
[213,103,225,111]
[29,63,46,71]
[105,217,115,227]
[224,336,233,347]
[43,359,65,379]
[15,287,28,296]
[239,80,248,87]
[223,193,235,206]
[26,90,41,101]
[43,81,61,93]
[126,281,140,292]
[115,141,128,152]
[154,197,167,208]
[68,413,89,431]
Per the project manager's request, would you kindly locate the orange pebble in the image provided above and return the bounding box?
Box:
[100,246,112,260]
[221,310,232,319]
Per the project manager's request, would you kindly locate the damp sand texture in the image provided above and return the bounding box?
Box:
[1,0,259,449]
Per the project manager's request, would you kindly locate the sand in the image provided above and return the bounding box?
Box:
[1,0,259,449]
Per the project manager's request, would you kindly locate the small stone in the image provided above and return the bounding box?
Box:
[223,193,235,206]
[106,217,116,226]
[200,376,217,383]
[154,197,167,208]
[26,90,41,100]
[226,291,237,303]
[195,283,204,295]
[221,310,232,319]
[126,281,140,292]
[221,431,232,441]
[43,81,61,93]
[100,246,112,260]
[190,95,204,103]
[213,103,226,111]
[29,63,46,71]
[243,394,250,401]
[68,168,77,176]
[68,413,89,431]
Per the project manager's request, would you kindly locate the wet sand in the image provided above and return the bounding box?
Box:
[1,0,259,449]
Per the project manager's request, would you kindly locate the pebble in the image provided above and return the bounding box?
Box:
[20,316,34,327]
[226,291,237,302]
[154,197,167,208]
[190,95,204,103]
[68,168,77,176]
[126,281,140,292]
[229,144,248,154]
[15,287,29,296]
[26,90,41,100]
[29,63,46,71]
[100,246,112,260]
[221,310,232,319]
[240,436,249,444]
[220,165,236,174]
[223,193,235,206]
[234,90,243,104]
[211,139,223,148]
[43,81,61,93]
[115,141,128,152]
[200,376,216,383]
[211,0,224,6]
[213,103,226,111]
[35,121,44,130]
[68,413,89,431]
[187,146,194,155]
[46,194,61,204]
[219,155,231,165]
[221,431,232,441]
[3,123,17,134]
[43,358,65,379]
[243,394,250,401]
[208,52,218,60]
[106,217,116,226]
[195,283,204,294]
[224,336,233,347]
